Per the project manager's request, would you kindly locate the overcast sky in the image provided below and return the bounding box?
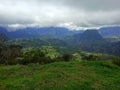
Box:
[0,0,120,30]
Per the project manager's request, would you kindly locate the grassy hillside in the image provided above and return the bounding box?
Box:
[0,61,120,90]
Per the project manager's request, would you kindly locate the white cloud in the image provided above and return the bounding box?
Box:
[0,0,120,30]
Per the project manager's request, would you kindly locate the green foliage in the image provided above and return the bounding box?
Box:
[21,46,61,64]
[80,52,120,61]
[39,46,61,59]
[56,53,82,62]
[71,53,82,62]
[81,52,99,61]
[0,43,120,65]
[61,54,73,61]
[0,44,22,65]
[112,58,120,66]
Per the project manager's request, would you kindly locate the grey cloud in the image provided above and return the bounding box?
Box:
[64,0,120,11]
[0,0,120,30]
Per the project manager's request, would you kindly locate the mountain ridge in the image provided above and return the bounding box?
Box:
[0,26,120,39]
[0,27,82,39]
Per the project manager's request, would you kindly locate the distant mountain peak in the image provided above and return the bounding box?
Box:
[77,29,104,41]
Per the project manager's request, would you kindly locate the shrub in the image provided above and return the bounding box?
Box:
[57,53,82,62]
[71,53,82,62]
[112,59,120,66]
[81,53,98,61]
[62,54,73,61]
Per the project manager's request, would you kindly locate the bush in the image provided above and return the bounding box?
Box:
[71,53,82,62]
[81,53,98,61]
[62,54,73,61]
[112,59,120,66]
[56,53,82,62]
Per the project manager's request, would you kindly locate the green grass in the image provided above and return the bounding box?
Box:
[0,61,120,90]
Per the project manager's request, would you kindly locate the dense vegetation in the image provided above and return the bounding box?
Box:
[1,41,120,66]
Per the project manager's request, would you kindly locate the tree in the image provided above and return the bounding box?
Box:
[22,46,61,64]
[0,44,22,65]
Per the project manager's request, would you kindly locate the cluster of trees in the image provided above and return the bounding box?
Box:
[0,43,120,66]
[20,46,61,64]
[0,43,85,65]
[0,44,59,65]
[0,43,22,65]
[0,44,80,65]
